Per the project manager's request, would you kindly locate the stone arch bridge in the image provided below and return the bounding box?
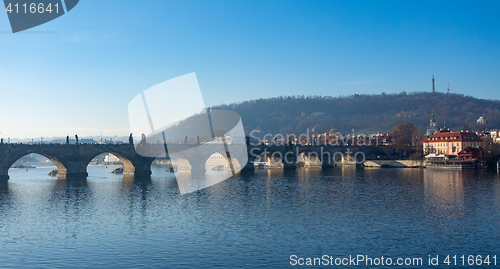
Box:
[0,143,391,180]
[0,144,156,180]
[248,144,392,169]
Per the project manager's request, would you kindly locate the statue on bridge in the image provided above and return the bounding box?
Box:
[75,134,79,145]
[140,133,147,145]
[66,136,69,144]
[129,133,133,145]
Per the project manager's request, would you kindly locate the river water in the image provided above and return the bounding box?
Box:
[1,166,500,268]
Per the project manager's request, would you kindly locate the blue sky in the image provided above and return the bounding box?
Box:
[1,0,500,138]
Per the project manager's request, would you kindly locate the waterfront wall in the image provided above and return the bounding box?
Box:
[363,160,423,168]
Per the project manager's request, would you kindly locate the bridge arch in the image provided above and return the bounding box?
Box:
[299,151,322,168]
[6,152,67,179]
[267,152,284,168]
[168,153,192,172]
[0,144,157,180]
[333,151,343,163]
[169,150,245,174]
[84,151,137,176]
[205,151,242,172]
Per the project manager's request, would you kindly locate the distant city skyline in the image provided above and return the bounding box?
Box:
[1,0,500,138]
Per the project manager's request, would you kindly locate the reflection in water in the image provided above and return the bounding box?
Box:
[266,168,283,179]
[263,169,284,207]
[0,180,9,193]
[0,166,500,268]
[52,178,90,196]
[424,169,465,216]
[49,178,93,228]
[122,174,137,193]
[0,180,12,214]
[122,175,153,198]
[296,167,323,198]
[496,172,500,210]
[123,176,153,232]
[175,170,235,195]
[340,165,361,180]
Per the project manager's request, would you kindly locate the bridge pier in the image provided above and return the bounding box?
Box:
[241,162,255,173]
[321,162,335,170]
[282,150,297,170]
[321,151,336,170]
[0,162,11,180]
[282,156,297,170]
[190,159,206,175]
[57,159,88,179]
[127,158,154,177]
[241,152,257,173]
[191,168,206,175]
[283,164,297,170]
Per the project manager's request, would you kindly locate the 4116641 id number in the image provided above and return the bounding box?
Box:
[6,2,60,14]
[443,255,496,266]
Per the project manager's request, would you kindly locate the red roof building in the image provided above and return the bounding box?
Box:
[457,147,485,161]
[423,126,483,156]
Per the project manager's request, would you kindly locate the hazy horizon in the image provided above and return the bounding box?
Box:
[4,90,498,141]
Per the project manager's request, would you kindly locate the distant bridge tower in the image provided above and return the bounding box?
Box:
[447,83,450,94]
[432,74,435,93]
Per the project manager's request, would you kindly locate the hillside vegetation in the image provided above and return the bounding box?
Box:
[213,92,500,137]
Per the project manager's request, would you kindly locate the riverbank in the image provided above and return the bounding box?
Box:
[363,160,423,168]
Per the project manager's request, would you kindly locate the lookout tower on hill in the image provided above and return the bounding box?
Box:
[432,74,435,93]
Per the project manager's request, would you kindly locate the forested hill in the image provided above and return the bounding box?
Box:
[212,92,500,137]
